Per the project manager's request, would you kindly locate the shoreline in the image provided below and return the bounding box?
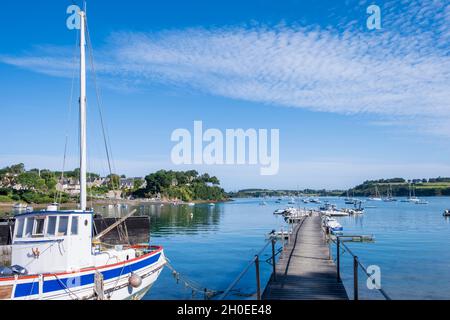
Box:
[0,198,231,215]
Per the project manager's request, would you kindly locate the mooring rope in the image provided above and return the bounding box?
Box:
[165,237,280,300]
[165,258,223,300]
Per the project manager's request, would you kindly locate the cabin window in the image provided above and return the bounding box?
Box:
[71,216,79,235]
[25,217,34,237]
[57,216,69,236]
[33,218,45,237]
[15,218,25,238]
[46,216,57,236]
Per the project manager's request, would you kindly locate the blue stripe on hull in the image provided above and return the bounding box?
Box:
[14,252,162,298]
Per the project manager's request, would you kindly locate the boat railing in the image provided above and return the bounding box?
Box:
[330,235,391,300]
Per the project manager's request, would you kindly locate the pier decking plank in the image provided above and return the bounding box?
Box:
[262,215,348,300]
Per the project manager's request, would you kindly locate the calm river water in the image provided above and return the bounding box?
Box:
[95,197,450,300]
[3,197,450,299]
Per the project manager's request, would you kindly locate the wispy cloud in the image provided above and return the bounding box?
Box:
[1,0,449,133]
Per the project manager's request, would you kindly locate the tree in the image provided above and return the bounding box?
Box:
[17,172,46,191]
[107,174,120,189]
[9,163,25,175]
[133,179,144,191]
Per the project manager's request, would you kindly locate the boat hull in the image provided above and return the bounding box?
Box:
[0,246,165,300]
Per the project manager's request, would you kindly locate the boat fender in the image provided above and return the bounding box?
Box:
[11,265,28,276]
[0,266,14,276]
[128,273,142,288]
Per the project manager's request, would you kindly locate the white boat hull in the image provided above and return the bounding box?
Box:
[0,247,165,300]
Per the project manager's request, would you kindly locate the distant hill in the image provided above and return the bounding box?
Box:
[228,188,344,198]
[345,177,450,197]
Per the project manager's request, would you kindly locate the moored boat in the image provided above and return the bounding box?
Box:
[322,217,343,233]
[0,208,165,300]
[368,186,382,201]
[12,203,27,211]
[0,6,165,300]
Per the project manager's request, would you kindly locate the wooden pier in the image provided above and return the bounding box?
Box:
[262,215,348,300]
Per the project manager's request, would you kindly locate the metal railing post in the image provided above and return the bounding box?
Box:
[255,255,261,300]
[336,237,341,282]
[271,239,277,282]
[353,256,359,300]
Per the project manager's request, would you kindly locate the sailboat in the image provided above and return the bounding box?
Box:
[0,7,165,300]
[344,190,355,204]
[368,185,382,201]
[383,184,397,202]
[401,184,420,203]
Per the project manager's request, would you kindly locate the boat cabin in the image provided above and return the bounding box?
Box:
[12,209,94,275]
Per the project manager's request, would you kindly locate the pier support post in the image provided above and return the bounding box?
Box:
[255,255,261,300]
[271,239,277,282]
[336,237,341,282]
[353,256,359,300]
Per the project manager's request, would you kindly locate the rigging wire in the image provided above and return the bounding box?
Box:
[57,28,79,205]
[84,14,120,199]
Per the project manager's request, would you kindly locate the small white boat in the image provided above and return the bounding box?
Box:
[187,203,195,207]
[13,203,28,210]
[402,184,421,203]
[444,209,450,217]
[323,217,343,232]
[341,208,364,215]
[323,210,349,217]
[208,203,216,207]
[273,209,285,215]
[368,186,382,201]
[383,184,397,202]
[344,190,356,204]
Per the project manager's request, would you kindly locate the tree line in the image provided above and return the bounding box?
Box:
[132,170,226,202]
[0,163,227,204]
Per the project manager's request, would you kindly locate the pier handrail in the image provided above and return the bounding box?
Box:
[219,238,277,300]
[330,235,391,300]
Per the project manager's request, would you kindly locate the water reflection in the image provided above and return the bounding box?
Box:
[92,203,223,237]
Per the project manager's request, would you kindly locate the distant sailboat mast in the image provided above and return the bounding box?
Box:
[79,9,87,211]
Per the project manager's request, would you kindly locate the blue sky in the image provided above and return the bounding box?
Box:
[0,0,449,191]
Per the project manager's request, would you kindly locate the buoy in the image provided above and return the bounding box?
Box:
[128,273,142,288]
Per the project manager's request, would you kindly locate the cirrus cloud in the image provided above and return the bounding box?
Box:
[1,0,449,134]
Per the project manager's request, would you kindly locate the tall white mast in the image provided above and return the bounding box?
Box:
[79,10,87,211]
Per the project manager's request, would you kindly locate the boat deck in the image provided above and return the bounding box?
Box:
[262,216,348,300]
